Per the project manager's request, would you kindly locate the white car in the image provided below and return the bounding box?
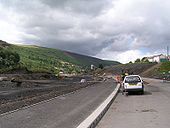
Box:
[122,75,144,94]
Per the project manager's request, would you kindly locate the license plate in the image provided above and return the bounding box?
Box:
[129,83,137,86]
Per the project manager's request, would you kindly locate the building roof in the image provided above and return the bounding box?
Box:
[147,54,165,59]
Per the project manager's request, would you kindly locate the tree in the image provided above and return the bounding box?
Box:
[141,57,146,62]
[144,59,149,63]
[129,61,133,64]
[13,53,20,63]
[135,58,141,63]
[0,49,20,68]
[98,64,104,69]
[141,57,149,63]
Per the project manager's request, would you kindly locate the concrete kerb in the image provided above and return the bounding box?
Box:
[76,83,120,128]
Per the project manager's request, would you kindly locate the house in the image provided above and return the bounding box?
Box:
[168,56,170,61]
[147,54,169,63]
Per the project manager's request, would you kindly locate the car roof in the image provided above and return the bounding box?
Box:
[125,75,140,77]
[124,75,142,79]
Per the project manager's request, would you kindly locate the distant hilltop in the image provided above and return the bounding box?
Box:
[0,40,11,47]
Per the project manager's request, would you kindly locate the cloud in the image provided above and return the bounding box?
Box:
[41,0,112,16]
[96,50,144,64]
[0,0,170,63]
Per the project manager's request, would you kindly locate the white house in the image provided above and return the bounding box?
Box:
[168,56,170,61]
[147,54,168,63]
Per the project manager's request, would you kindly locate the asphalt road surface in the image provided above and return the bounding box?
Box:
[97,78,170,128]
[0,79,117,128]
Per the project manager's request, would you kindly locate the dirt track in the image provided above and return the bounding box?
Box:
[0,75,102,114]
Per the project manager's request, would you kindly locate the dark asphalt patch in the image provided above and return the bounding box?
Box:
[141,109,157,113]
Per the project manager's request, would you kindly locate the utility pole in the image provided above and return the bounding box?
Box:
[167,46,169,57]
[167,46,169,61]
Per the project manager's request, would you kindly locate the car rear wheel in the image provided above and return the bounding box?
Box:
[140,90,144,95]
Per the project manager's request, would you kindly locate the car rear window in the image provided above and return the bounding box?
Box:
[125,76,141,83]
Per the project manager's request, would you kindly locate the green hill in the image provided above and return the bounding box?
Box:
[0,40,120,74]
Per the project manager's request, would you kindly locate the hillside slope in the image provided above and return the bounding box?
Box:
[140,62,170,80]
[96,63,157,75]
[97,62,170,80]
[0,40,120,73]
[65,51,120,67]
[140,63,162,77]
[0,40,10,47]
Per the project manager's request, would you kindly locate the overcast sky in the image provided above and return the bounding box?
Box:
[0,0,169,63]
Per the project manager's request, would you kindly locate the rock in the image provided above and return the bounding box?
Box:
[0,77,8,81]
[80,79,86,83]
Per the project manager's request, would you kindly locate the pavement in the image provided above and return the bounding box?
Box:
[0,79,117,128]
[97,78,170,128]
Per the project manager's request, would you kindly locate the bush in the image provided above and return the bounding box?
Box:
[160,62,170,73]
[0,49,20,68]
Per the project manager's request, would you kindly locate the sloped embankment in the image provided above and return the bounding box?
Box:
[140,63,161,77]
[140,62,170,80]
[97,63,157,75]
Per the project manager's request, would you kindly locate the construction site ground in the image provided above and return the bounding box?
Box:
[0,74,102,114]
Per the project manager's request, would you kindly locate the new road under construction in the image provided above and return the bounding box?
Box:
[0,75,170,128]
[0,75,117,128]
